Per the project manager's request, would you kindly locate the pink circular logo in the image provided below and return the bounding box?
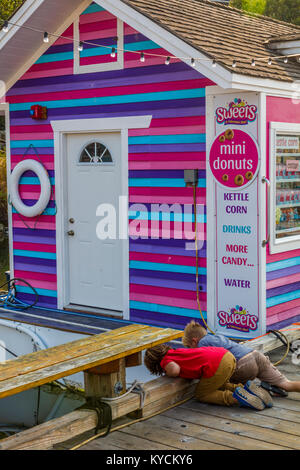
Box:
[209,129,260,189]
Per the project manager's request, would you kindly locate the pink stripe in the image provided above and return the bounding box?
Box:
[22,67,73,80]
[150,116,205,128]
[129,152,206,162]
[10,124,53,133]
[16,278,57,290]
[11,132,53,140]
[9,79,204,104]
[14,269,57,282]
[130,251,206,267]
[80,24,136,41]
[13,242,56,253]
[267,273,300,289]
[80,11,114,25]
[129,125,205,137]
[129,162,206,170]
[12,220,55,230]
[267,249,300,263]
[12,214,54,223]
[79,18,117,34]
[129,188,206,197]
[130,292,207,310]
[12,158,54,171]
[267,307,300,325]
[267,298,300,316]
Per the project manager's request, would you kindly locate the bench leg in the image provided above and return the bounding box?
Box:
[84,358,126,398]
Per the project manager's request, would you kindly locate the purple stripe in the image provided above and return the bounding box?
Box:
[130,275,206,291]
[130,239,207,258]
[15,200,56,208]
[267,314,300,330]
[11,106,205,127]
[266,264,300,280]
[129,202,207,214]
[130,309,205,329]
[11,148,54,155]
[21,170,55,178]
[14,256,56,267]
[8,69,201,97]
[129,170,206,178]
[13,228,56,240]
[10,62,201,90]
[266,281,300,298]
[16,292,57,308]
[13,262,57,274]
[10,97,205,121]
[130,268,202,282]
[129,143,206,153]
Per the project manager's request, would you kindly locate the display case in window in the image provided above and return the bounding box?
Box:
[270,123,300,253]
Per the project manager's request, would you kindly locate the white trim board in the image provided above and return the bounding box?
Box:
[0,103,14,281]
[51,115,151,318]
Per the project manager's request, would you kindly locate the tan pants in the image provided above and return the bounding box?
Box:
[195,352,242,406]
[230,350,287,387]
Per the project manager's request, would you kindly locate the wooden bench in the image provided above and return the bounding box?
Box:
[0,323,183,400]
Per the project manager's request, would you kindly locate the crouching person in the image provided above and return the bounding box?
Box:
[144,344,272,410]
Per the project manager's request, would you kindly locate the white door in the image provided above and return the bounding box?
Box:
[65,132,123,314]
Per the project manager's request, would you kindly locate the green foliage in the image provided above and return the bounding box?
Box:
[230,0,300,24]
[0,0,24,21]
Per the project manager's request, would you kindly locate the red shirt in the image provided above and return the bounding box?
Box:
[160,347,228,379]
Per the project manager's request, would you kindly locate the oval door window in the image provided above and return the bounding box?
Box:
[79,141,113,164]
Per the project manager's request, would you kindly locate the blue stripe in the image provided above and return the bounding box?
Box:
[13,249,56,260]
[129,178,206,188]
[11,140,54,148]
[129,260,206,275]
[266,289,300,308]
[128,211,206,223]
[128,134,205,145]
[19,177,55,185]
[130,300,206,318]
[266,257,300,272]
[82,4,105,14]
[10,89,206,111]
[16,285,57,297]
[35,40,162,64]
[12,207,56,215]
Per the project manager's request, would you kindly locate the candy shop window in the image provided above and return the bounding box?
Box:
[270,122,300,254]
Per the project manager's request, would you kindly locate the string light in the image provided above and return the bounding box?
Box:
[0,18,299,69]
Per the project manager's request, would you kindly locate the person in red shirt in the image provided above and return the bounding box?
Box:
[144,344,273,410]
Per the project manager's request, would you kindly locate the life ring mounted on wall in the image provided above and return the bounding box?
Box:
[10,159,51,218]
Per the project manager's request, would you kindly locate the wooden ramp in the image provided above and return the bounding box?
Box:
[59,345,300,451]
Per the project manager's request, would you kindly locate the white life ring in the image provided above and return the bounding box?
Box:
[10,159,51,218]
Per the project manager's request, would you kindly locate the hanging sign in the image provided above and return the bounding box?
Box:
[208,93,262,339]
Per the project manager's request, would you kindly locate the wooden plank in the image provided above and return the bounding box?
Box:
[0,324,148,382]
[87,359,122,375]
[179,400,300,437]
[125,352,142,367]
[0,376,196,450]
[0,327,183,398]
[84,358,126,398]
[244,326,300,353]
[164,406,299,449]
[81,430,177,451]
[118,414,288,451]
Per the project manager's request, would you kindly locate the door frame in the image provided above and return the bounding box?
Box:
[51,116,152,318]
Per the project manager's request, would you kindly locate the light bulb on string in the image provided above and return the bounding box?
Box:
[251,59,256,67]
[232,59,237,68]
[43,32,49,43]
[111,47,116,58]
[2,21,8,33]
[212,59,217,68]
[283,57,288,63]
[165,56,170,65]
[140,52,145,62]
[191,58,196,67]
[78,41,83,52]
[268,57,272,65]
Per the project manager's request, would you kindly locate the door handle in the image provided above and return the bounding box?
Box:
[67,230,75,236]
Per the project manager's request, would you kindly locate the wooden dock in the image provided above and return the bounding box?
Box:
[59,345,300,451]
